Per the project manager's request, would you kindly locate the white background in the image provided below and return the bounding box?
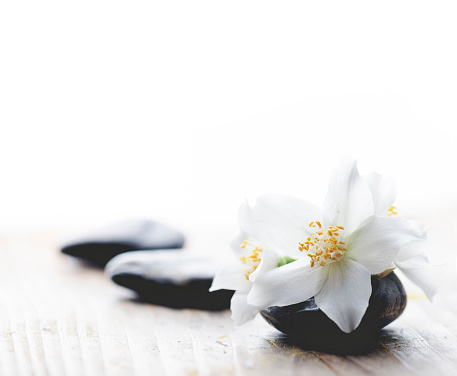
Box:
[1,2,456,276]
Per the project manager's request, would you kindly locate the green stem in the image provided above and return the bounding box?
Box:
[278,255,297,267]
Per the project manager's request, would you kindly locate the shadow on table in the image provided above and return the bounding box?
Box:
[263,327,404,356]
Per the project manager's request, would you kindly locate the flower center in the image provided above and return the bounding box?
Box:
[299,221,347,268]
[239,239,263,279]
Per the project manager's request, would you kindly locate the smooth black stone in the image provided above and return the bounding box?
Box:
[260,272,406,355]
[61,220,185,267]
[106,250,234,310]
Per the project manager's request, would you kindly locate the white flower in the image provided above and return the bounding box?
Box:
[243,158,425,333]
[209,232,280,325]
[363,172,437,300]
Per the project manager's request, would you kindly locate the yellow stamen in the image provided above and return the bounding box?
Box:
[387,206,398,217]
[239,242,264,279]
[300,221,347,268]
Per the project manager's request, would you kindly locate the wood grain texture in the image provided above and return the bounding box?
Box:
[0,230,456,376]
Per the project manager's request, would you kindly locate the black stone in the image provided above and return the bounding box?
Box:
[260,272,406,354]
[106,250,234,310]
[61,220,185,267]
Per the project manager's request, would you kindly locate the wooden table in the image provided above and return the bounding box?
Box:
[1,230,457,376]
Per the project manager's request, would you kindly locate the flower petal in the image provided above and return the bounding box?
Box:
[209,264,251,293]
[231,291,259,325]
[323,158,374,235]
[363,172,397,216]
[396,253,437,301]
[345,215,424,275]
[314,258,371,333]
[249,246,279,282]
[238,194,322,257]
[230,231,249,255]
[247,258,328,310]
[395,224,428,263]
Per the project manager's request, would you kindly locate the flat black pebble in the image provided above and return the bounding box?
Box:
[105,250,234,310]
[260,272,406,354]
[61,220,185,266]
